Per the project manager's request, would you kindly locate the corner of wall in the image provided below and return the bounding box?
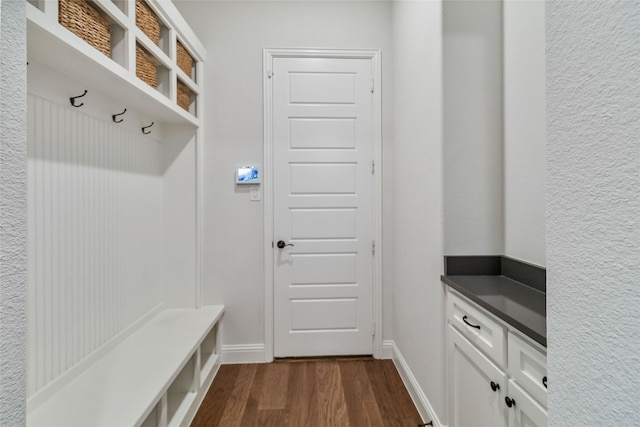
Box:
[0,1,28,424]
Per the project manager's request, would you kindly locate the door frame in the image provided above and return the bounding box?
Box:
[262,48,383,361]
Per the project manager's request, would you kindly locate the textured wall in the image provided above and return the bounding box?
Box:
[547,1,640,425]
[0,1,28,425]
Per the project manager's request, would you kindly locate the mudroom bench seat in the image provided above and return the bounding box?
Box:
[28,305,224,427]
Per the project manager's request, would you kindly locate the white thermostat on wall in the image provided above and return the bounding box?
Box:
[236,166,260,184]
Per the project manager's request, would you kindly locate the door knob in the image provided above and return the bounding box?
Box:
[505,396,516,408]
[276,240,294,249]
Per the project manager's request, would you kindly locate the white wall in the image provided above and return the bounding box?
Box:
[443,0,504,255]
[503,0,545,267]
[174,0,394,350]
[163,127,198,308]
[547,1,640,425]
[0,1,28,424]
[391,1,445,424]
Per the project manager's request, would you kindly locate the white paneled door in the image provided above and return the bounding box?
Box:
[272,56,375,357]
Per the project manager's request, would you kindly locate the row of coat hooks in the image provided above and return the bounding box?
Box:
[69,89,154,135]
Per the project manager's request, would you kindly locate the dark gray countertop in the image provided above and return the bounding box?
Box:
[441,274,547,347]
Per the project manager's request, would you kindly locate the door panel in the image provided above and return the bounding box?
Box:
[290,209,356,239]
[289,72,356,104]
[289,253,357,285]
[289,163,357,194]
[289,118,356,149]
[290,298,358,330]
[272,56,373,357]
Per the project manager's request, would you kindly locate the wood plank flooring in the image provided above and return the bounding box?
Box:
[191,359,424,427]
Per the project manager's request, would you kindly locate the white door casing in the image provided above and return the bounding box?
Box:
[263,49,382,360]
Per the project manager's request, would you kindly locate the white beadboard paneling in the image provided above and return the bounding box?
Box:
[27,94,164,396]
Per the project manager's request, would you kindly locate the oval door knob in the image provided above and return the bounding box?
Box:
[542,376,547,388]
[277,240,294,249]
[505,396,516,408]
[490,381,500,392]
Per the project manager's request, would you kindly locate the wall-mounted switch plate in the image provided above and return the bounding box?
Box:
[250,186,261,201]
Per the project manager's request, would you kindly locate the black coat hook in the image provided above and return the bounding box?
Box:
[70,90,88,107]
[112,109,127,123]
[142,122,154,135]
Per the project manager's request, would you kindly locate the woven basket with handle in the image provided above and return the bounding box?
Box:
[136,46,157,88]
[59,0,111,58]
[136,0,160,45]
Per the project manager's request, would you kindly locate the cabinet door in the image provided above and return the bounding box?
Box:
[506,380,548,427]
[449,325,508,427]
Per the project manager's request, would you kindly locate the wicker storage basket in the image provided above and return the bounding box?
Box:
[136,46,157,88]
[176,41,194,79]
[177,81,193,112]
[59,0,111,58]
[136,0,160,45]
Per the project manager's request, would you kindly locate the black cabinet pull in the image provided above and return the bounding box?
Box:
[490,381,500,392]
[505,396,516,408]
[462,315,480,329]
[542,376,547,389]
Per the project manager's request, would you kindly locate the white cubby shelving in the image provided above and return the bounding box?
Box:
[25,1,217,426]
[26,0,204,125]
[199,326,219,386]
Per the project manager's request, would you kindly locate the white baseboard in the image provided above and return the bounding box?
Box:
[387,340,446,427]
[221,344,266,364]
[382,340,394,359]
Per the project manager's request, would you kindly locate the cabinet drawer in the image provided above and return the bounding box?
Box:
[448,290,506,367]
[508,332,547,407]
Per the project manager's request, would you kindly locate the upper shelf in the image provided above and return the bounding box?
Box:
[26,0,204,126]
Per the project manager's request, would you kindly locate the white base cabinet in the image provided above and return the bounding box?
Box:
[506,380,548,427]
[449,325,508,427]
[447,289,548,427]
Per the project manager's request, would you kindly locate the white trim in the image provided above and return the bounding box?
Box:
[221,344,266,365]
[388,340,446,427]
[263,47,275,362]
[263,48,383,361]
[382,340,395,359]
[195,59,205,308]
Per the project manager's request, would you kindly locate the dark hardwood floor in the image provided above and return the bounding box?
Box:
[191,358,424,427]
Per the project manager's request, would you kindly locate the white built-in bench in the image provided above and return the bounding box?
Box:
[28,305,224,427]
